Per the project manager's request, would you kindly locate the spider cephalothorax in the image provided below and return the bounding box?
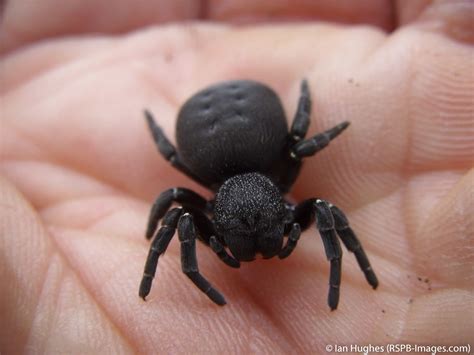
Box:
[140,80,378,309]
[214,172,287,261]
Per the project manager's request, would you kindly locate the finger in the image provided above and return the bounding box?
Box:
[390,289,474,344]
[207,0,394,30]
[0,0,201,54]
[0,176,132,352]
[411,169,473,289]
[396,0,474,44]
[1,0,398,55]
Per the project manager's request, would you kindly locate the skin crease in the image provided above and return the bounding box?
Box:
[0,0,473,353]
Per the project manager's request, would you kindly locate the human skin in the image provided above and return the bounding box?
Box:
[0,0,473,353]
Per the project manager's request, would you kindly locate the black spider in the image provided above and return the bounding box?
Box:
[139,79,378,309]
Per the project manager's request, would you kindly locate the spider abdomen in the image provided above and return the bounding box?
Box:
[176,80,288,187]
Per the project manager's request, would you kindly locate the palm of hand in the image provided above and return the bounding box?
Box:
[1,13,472,355]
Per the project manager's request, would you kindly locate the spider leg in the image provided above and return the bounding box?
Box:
[275,117,349,193]
[293,198,343,310]
[210,236,240,268]
[330,204,379,289]
[290,79,311,141]
[145,187,208,240]
[290,121,350,160]
[144,110,210,188]
[178,213,226,305]
[139,207,183,300]
[314,199,343,310]
[187,208,240,268]
[279,223,301,259]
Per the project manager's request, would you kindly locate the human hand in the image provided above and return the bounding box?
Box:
[1,1,473,353]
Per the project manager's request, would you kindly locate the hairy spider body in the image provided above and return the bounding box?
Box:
[214,172,286,261]
[140,80,378,309]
